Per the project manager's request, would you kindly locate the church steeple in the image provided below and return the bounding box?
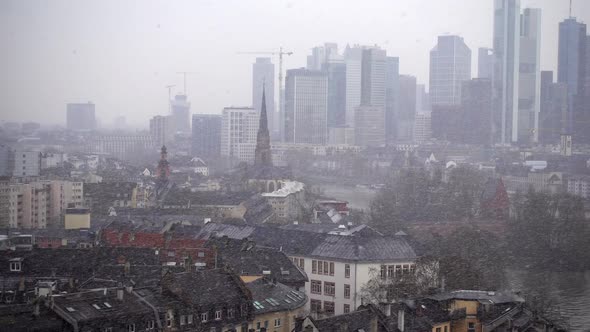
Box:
[254,84,273,168]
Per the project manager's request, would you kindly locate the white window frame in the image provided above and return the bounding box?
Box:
[180,315,186,326]
[9,262,21,272]
[201,312,208,322]
[274,318,281,327]
[127,324,135,332]
[187,314,193,324]
[215,310,222,320]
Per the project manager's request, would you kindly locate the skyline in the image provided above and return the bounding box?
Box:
[1,0,590,126]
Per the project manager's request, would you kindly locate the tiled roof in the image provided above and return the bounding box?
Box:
[246,278,306,314]
[428,290,525,304]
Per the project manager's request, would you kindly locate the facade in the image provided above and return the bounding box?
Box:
[247,279,307,332]
[354,105,386,147]
[66,102,96,131]
[413,111,432,143]
[171,94,191,134]
[429,35,472,106]
[344,45,364,127]
[221,107,259,163]
[540,71,569,144]
[191,114,222,158]
[397,75,417,141]
[91,135,154,160]
[360,47,387,108]
[385,56,400,143]
[64,207,90,229]
[461,78,493,145]
[567,175,590,198]
[517,8,542,143]
[261,181,305,220]
[493,0,521,144]
[11,149,40,177]
[326,60,347,129]
[284,69,328,145]
[253,57,276,137]
[558,17,587,142]
[149,114,175,147]
[0,144,11,176]
[478,47,494,79]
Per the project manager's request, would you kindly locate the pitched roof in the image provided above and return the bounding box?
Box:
[428,290,525,304]
[246,278,306,314]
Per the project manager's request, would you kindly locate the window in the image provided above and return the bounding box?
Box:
[436,328,441,332]
[343,304,350,314]
[166,311,173,328]
[317,261,323,274]
[127,324,135,332]
[324,301,335,316]
[256,322,261,331]
[228,308,234,318]
[264,320,269,329]
[180,315,186,325]
[274,318,281,327]
[387,265,394,278]
[311,280,322,294]
[380,265,386,279]
[468,323,476,332]
[324,282,335,296]
[9,262,21,272]
[345,264,350,278]
[310,299,321,313]
[187,314,193,324]
[215,310,222,320]
[146,321,155,330]
[344,284,350,299]
[323,261,329,275]
[66,307,75,312]
[103,328,113,332]
[444,326,448,332]
[298,258,304,269]
[201,312,208,322]
[329,262,334,276]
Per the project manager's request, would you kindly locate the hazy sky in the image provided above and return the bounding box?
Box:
[1,0,589,127]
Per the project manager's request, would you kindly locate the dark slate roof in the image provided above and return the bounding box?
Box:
[162,269,251,308]
[428,290,525,304]
[299,304,391,332]
[211,238,307,285]
[309,235,416,262]
[79,265,184,290]
[196,223,256,240]
[246,278,306,314]
[0,303,64,332]
[162,190,253,206]
[51,288,154,323]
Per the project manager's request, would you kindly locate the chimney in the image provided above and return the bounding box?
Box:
[397,309,405,332]
[117,288,124,301]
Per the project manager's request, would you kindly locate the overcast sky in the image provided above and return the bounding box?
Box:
[1,0,589,128]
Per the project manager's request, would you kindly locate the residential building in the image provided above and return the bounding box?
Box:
[171,94,191,134]
[567,175,590,198]
[221,107,259,163]
[284,68,328,145]
[478,47,494,79]
[461,78,493,145]
[11,148,40,177]
[149,114,175,147]
[66,102,96,131]
[90,134,154,160]
[253,57,276,137]
[429,35,472,106]
[191,114,222,158]
[0,144,11,176]
[501,171,563,194]
[354,105,386,147]
[295,304,391,331]
[517,8,542,144]
[261,181,305,220]
[64,207,90,229]
[397,75,417,141]
[493,0,521,144]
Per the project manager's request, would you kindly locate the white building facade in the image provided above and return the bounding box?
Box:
[220,107,259,163]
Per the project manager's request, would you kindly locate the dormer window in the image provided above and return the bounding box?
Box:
[9,259,22,272]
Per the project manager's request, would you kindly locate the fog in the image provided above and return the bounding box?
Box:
[1,0,589,126]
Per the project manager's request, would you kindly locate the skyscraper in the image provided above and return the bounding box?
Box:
[397,75,417,141]
[253,58,276,137]
[344,45,364,127]
[478,48,494,79]
[461,78,493,145]
[558,17,587,141]
[149,115,175,147]
[429,35,472,106]
[354,106,385,147]
[66,102,96,131]
[385,56,400,143]
[360,47,387,107]
[254,87,272,168]
[517,8,542,143]
[493,0,521,144]
[191,114,222,158]
[171,94,191,135]
[220,107,259,163]
[284,69,328,145]
[326,60,347,129]
[539,71,568,144]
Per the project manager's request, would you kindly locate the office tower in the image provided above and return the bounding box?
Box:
[413,112,432,143]
[284,69,328,145]
[461,78,493,145]
[307,43,338,71]
[558,17,587,142]
[539,71,568,144]
[397,75,417,141]
[253,58,276,137]
[517,8,542,144]
[360,47,387,107]
[416,84,431,112]
[150,115,175,147]
[493,0,521,144]
[254,87,272,168]
[66,102,96,131]
[478,48,494,79]
[583,36,590,143]
[354,106,385,147]
[91,135,154,160]
[171,94,191,134]
[191,114,222,158]
[385,57,400,143]
[326,60,347,129]
[344,46,364,126]
[429,35,472,106]
[220,107,259,163]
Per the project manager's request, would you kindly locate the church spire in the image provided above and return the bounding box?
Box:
[254,83,273,168]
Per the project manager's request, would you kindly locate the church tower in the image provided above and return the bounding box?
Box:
[254,85,273,168]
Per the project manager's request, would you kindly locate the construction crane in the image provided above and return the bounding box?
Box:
[176,71,195,95]
[165,85,175,113]
[237,47,293,139]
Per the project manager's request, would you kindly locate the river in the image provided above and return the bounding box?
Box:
[319,184,590,331]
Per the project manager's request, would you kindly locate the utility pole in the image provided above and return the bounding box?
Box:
[165,85,175,113]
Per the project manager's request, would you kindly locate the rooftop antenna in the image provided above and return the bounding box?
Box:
[569,0,573,18]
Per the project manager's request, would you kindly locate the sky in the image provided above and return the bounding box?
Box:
[1,0,589,128]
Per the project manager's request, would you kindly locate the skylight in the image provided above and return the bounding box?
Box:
[66,307,76,312]
[104,302,112,308]
[253,301,265,310]
[92,304,101,310]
